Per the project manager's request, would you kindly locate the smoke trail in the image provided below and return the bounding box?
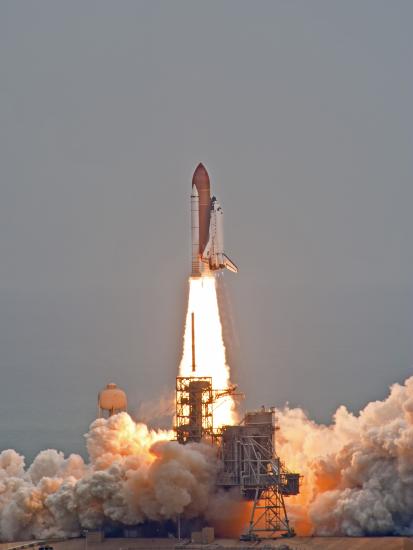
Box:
[275,376,413,536]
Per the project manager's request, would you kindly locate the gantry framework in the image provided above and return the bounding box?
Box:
[175,376,214,444]
[175,371,300,538]
[217,410,300,539]
[175,376,239,444]
[242,443,299,539]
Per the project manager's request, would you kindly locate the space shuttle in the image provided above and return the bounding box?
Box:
[191,163,238,277]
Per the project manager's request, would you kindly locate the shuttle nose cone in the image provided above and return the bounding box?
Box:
[192,163,210,190]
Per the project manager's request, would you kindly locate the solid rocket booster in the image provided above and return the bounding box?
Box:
[191,163,238,276]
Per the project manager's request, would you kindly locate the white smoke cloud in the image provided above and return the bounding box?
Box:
[275,375,413,536]
[0,413,218,542]
[3,377,413,541]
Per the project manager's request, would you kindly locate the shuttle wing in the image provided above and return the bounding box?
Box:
[223,255,238,273]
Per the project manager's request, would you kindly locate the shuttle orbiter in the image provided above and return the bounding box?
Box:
[191,163,238,276]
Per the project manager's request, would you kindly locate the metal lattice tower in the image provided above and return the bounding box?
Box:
[175,376,214,444]
[217,409,300,540]
[175,376,239,444]
[251,485,291,536]
[245,456,296,539]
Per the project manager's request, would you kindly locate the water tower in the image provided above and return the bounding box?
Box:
[98,383,127,417]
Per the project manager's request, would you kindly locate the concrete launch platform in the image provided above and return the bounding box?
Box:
[3,537,413,550]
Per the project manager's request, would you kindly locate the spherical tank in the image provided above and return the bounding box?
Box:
[98,383,127,416]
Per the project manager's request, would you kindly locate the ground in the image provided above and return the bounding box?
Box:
[2,537,413,550]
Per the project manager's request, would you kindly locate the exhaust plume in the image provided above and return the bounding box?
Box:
[178,275,237,427]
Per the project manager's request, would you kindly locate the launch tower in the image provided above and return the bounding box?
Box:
[218,409,299,539]
[175,376,214,443]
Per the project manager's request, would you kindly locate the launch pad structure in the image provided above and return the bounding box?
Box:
[175,376,214,444]
[175,376,239,444]
[218,409,300,540]
[174,163,299,539]
[174,375,300,540]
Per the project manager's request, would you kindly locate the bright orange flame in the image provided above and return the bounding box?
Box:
[179,275,236,427]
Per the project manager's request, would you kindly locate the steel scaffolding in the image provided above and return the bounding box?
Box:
[217,409,300,540]
[175,376,214,444]
[175,376,239,444]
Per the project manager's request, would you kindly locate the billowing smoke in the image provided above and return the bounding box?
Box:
[0,413,220,541]
[3,378,413,540]
[275,375,413,536]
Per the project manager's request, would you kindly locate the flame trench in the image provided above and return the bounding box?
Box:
[179,275,236,428]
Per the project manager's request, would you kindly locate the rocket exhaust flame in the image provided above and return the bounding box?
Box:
[178,275,237,428]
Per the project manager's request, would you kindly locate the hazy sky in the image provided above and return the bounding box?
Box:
[1,1,413,461]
